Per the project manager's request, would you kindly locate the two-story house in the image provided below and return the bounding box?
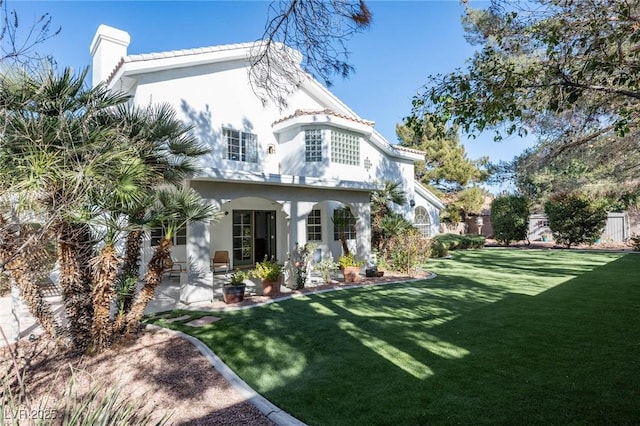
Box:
[90,25,444,302]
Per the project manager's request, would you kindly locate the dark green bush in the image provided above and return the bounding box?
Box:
[431,234,485,257]
[430,240,449,258]
[544,192,607,248]
[491,195,530,246]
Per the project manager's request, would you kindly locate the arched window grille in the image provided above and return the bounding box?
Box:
[414,206,431,237]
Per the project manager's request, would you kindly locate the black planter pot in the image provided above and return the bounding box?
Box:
[222,284,246,304]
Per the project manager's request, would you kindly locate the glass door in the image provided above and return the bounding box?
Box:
[232,211,253,266]
[232,210,277,266]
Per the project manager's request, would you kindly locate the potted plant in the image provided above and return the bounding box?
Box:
[339,253,363,283]
[313,258,339,285]
[251,256,283,297]
[222,269,247,304]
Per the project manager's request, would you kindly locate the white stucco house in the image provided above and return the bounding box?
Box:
[90,25,444,302]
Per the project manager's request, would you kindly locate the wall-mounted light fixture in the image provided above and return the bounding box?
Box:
[409,199,416,207]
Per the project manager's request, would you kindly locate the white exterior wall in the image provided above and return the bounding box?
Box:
[129,63,325,177]
[92,25,443,302]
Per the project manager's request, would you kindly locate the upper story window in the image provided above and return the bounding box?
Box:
[306,209,322,241]
[305,129,323,162]
[333,207,357,241]
[414,206,431,238]
[224,128,258,163]
[150,226,187,246]
[331,130,360,166]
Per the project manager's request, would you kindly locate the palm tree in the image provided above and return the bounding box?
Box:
[378,213,413,253]
[0,214,60,337]
[125,188,218,335]
[371,181,407,251]
[1,65,214,353]
[114,103,209,320]
[0,66,132,351]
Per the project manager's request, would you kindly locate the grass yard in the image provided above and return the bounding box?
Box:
[149,250,640,425]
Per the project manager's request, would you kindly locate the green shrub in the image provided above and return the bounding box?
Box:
[491,195,530,246]
[313,258,339,284]
[544,192,607,248]
[383,228,430,275]
[431,234,485,257]
[251,256,282,281]
[430,240,449,258]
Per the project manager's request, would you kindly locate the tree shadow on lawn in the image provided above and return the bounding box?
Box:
[166,254,639,425]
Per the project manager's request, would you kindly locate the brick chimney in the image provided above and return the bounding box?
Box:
[89,25,130,87]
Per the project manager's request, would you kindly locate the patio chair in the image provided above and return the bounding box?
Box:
[163,257,186,280]
[211,251,230,275]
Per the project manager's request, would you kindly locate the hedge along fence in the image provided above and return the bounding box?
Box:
[431,233,486,258]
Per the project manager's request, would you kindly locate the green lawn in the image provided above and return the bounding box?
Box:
[150,250,640,425]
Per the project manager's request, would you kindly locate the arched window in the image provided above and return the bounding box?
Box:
[414,206,431,237]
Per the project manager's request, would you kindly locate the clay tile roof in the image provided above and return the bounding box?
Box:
[105,57,126,83]
[105,41,260,84]
[391,145,425,156]
[272,108,375,127]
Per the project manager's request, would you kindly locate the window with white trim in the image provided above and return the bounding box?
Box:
[224,128,258,163]
[305,129,323,162]
[306,209,322,241]
[331,130,360,166]
[333,207,357,240]
[150,226,187,246]
[414,206,431,238]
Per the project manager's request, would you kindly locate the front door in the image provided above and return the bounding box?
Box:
[232,210,276,266]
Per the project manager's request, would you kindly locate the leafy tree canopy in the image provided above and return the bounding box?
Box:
[410,0,640,186]
[396,114,488,193]
[413,0,640,140]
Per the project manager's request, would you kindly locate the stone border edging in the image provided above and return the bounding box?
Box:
[146,324,307,426]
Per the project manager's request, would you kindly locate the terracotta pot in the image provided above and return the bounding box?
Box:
[222,284,246,304]
[261,279,281,297]
[342,266,360,283]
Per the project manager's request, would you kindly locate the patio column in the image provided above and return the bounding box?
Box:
[351,201,372,263]
[282,200,316,256]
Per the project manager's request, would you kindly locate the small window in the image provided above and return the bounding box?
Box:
[150,226,187,246]
[307,209,322,241]
[224,128,258,163]
[414,206,431,238]
[305,129,323,162]
[331,130,360,166]
[333,207,356,241]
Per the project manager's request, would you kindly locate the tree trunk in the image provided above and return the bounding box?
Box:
[90,244,119,351]
[58,222,95,353]
[0,215,59,337]
[339,233,350,256]
[124,238,171,336]
[119,212,144,313]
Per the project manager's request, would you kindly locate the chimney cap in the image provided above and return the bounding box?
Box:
[90,24,130,56]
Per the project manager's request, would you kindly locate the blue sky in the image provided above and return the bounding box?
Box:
[13,0,534,167]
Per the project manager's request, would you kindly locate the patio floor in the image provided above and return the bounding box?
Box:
[0,270,426,347]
